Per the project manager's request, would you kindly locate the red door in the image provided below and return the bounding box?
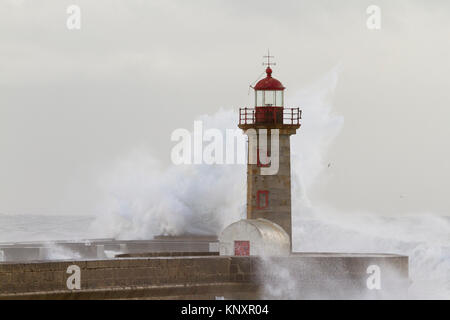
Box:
[234,241,250,256]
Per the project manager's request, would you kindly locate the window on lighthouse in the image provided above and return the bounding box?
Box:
[256,190,269,209]
[264,91,275,106]
[256,90,284,107]
[276,91,283,106]
[256,91,264,106]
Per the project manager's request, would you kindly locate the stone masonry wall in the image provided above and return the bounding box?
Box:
[0,256,258,299]
[247,133,293,241]
[0,254,409,299]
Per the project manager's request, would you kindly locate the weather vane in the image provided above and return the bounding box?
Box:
[262,49,276,67]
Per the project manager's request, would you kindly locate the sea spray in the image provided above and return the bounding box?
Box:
[90,109,246,239]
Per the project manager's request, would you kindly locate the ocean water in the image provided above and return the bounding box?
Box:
[0,214,95,243]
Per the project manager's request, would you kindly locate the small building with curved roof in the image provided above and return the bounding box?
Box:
[219,219,290,257]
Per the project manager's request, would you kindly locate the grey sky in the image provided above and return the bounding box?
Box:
[0,0,449,216]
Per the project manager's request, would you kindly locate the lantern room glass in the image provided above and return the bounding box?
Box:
[256,91,264,106]
[255,90,284,107]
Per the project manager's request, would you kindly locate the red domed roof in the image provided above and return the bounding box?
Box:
[253,67,285,91]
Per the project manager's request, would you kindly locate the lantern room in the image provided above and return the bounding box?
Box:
[251,66,286,125]
[238,54,301,128]
[253,66,285,107]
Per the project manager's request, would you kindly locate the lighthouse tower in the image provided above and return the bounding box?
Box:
[238,55,301,247]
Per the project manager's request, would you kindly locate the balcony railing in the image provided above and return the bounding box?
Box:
[239,107,301,126]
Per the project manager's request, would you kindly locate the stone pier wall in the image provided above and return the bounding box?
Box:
[0,256,256,299]
[0,254,409,299]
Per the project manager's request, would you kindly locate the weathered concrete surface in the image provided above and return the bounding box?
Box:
[0,256,254,299]
[1,283,258,300]
[258,253,410,299]
[0,253,408,299]
[116,252,219,258]
[0,238,218,262]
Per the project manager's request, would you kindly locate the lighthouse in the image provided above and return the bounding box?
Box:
[219,54,301,256]
[238,55,301,247]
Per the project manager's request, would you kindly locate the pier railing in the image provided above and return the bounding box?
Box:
[239,107,301,126]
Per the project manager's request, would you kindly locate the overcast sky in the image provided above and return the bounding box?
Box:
[0,0,449,216]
